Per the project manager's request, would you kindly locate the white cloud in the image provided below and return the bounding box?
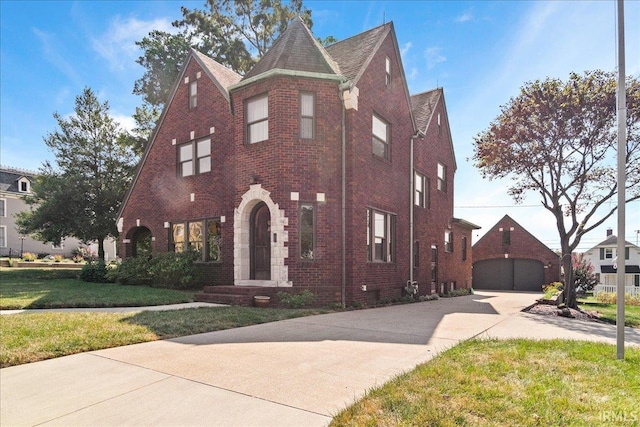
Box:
[400,41,412,57]
[424,47,446,69]
[455,9,473,23]
[32,28,82,86]
[92,16,174,72]
[111,112,136,132]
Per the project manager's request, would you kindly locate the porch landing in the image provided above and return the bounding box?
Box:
[194,286,281,306]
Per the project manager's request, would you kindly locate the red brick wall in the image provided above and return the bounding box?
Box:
[472,216,561,286]
[120,57,237,284]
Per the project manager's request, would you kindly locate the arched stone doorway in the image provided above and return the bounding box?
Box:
[234,184,291,287]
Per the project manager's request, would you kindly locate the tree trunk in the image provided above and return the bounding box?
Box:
[97,238,105,261]
[562,253,577,309]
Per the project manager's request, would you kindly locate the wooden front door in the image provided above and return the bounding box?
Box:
[250,202,271,280]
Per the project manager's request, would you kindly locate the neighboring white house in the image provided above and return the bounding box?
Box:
[583,229,640,287]
[0,166,117,260]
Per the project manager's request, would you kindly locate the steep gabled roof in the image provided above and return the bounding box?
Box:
[192,50,241,102]
[118,50,240,220]
[472,214,558,257]
[411,88,457,170]
[325,22,391,85]
[411,89,441,133]
[0,168,35,193]
[243,16,340,80]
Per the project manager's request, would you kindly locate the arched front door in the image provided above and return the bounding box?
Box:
[250,202,271,280]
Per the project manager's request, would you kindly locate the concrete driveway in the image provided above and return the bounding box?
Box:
[2,291,639,426]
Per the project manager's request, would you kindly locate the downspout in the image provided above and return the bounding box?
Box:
[409,132,419,283]
[339,85,347,309]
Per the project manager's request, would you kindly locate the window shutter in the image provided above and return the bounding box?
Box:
[625,247,630,260]
[600,248,604,260]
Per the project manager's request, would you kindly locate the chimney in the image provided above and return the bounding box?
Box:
[606,228,613,237]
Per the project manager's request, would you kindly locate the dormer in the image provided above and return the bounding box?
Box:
[17,176,31,193]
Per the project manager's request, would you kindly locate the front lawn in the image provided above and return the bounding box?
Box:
[331,339,640,426]
[0,267,194,309]
[0,306,330,367]
[579,296,640,328]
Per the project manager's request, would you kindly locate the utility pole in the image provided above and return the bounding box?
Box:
[616,0,626,361]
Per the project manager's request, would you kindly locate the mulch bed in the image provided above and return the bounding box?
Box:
[523,302,601,322]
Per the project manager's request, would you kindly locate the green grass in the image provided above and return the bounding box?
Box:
[0,267,194,309]
[331,339,640,426]
[579,296,640,328]
[0,306,330,367]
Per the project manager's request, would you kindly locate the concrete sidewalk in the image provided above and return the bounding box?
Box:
[2,291,639,426]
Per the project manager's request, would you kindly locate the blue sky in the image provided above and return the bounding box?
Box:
[1,0,639,252]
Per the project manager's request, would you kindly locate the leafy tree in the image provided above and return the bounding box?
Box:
[17,88,137,260]
[132,0,314,148]
[572,253,598,292]
[473,70,640,308]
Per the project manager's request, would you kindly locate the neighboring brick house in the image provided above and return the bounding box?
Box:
[583,229,640,287]
[473,215,560,291]
[118,18,477,306]
[0,166,117,259]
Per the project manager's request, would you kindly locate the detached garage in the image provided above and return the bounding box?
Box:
[472,215,560,292]
[473,258,544,291]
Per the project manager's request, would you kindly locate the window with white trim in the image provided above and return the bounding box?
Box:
[414,172,429,208]
[372,114,390,160]
[445,230,453,253]
[300,92,315,139]
[367,208,395,262]
[189,81,197,109]
[299,203,315,260]
[0,226,6,248]
[246,94,269,144]
[0,198,5,217]
[437,162,447,192]
[385,56,391,85]
[18,178,30,193]
[178,138,211,177]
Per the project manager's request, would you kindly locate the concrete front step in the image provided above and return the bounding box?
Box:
[195,286,280,306]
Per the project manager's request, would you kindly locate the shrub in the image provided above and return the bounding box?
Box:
[53,255,64,263]
[596,292,640,306]
[277,290,316,308]
[80,260,110,283]
[147,251,199,289]
[107,257,152,285]
[22,252,37,262]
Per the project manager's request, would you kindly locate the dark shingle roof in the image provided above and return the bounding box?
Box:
[192,50,242,100]
[411,89,442,133]
[0,168,35,193]
[243,17,339,80]
[325,23,391,84]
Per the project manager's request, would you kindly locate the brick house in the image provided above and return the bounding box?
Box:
[118,18,477,306]
[472,214,560,291]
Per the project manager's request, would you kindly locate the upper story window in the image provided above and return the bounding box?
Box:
[0,198,5,217]
[189,81,198,109]
[502,229,511,245]
[372,114,390,160]
[18,177,30,193]
[300,92,315,139]
[414,172,429,208]
[0,226,6,248]
[246,94,269,144]
[367,208,395,263]
[178,138,211,177]
[437,162,447,192]
[462,236,468,261]
[385,56,391,85]
[601,248,613,259]
[445,230,453,253]
[300,203,315,260]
